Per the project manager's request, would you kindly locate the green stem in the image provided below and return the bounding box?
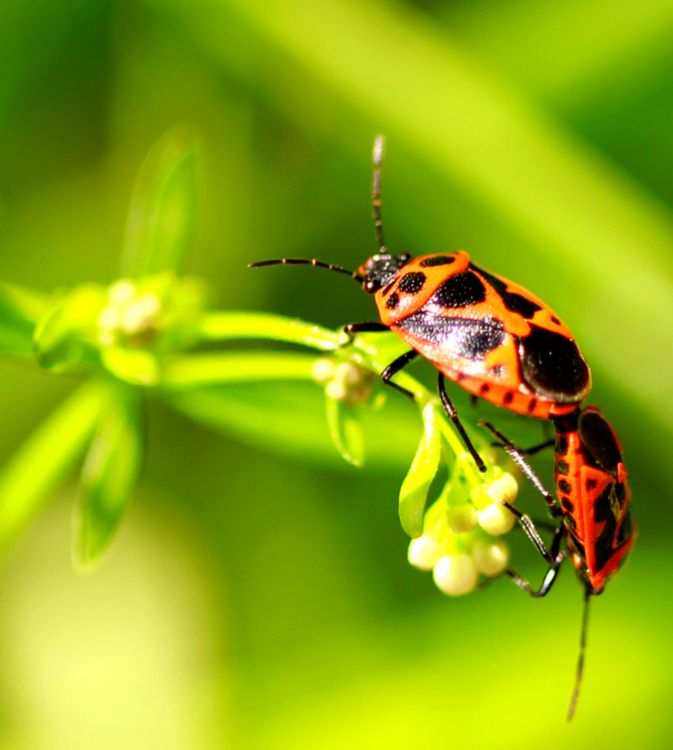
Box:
[198,311,342,350]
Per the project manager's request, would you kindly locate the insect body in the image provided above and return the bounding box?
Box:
[250,136,591,471]
[482,406,634,717]
[361,249,591,420]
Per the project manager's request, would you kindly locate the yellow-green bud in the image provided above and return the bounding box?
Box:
[408,535,443,571]
[446,503,478,533]
[432,554,478,596]
[472,540,510,576]
[477,503,515,535]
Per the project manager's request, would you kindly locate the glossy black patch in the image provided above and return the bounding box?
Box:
[558,478,572,494]
[505,293,541,319]
[431,272,486,308]
[616,508,633,547]
[556,435,569,455]
[592,484,619,571]
[386,292,400,310]
[470,263,541,319]
[397,312,505,361]
[519,325,590,400]
[579,411,622,474]
[420,255,455,268]
[556,460,569,475]
[561,497,574,513]
[398,272,426,294]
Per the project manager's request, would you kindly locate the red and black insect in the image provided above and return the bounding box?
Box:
[482,406,635,718]
[250,136,591,471]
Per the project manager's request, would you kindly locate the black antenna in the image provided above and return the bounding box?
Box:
[567,584,592,721]
[248,257,363,282]
[372,134,386,252]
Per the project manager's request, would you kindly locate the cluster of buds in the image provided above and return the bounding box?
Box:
[408,468,519,596]
[311,357,378,407]
[95,272,207,353]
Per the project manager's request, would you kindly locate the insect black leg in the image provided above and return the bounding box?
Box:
[520,438,555,456]
[380,349,419,400]
[505,556,564,598]
[437,373,486,473]
[341,321,390,346]
[480,420,560,518]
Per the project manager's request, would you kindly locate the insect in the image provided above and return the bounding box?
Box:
[249,136,591,472]
[482,406,635,719]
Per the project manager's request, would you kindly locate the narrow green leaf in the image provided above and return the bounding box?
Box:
[0,283,40,355]
[0,382,103,551]
[165,382,419,470]
[33,285,105,371]
[122,127,199,277]
[160,351,316,389]
[398,403,441,538]
[325,397,366,468]
[74,386,144,568]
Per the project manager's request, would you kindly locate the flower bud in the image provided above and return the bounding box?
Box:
[312,358,336,384]
[432,554,478,596]
[472,540,510,576]
[484,473,518,505]
[446,503,478,533]
[408,535,443,571]
[477,503,515,535]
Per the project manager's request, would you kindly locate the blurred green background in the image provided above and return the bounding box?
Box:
[1,0,673,747]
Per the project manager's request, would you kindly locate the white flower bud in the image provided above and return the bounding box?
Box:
[446,503,478,533]
[472,540,510,576]
[107,279,136,305]
[312,358,335,384]
[432,554,478,596]
[120,293,161,335]
[325,379,348,401]
[335,361,362,385]
[477,502,515,535]
[408,535,443,571]
[484,473,518,505]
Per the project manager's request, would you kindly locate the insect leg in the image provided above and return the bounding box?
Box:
[480,420,560,518]
[505,521,566,597]
[380,349,419,400]
[437,373,486,473]
[341,321,390,346]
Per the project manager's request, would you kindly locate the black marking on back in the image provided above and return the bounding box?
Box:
[556,435,569,455]
[558,478,572,494]
[519,325,590,400]
[579,411,622,475]
[470,263,542,320]
[397,312,505,361]
[431,271,486,308]
[585,478,598,491]
[398,272,426,294]
[592,484,620,572]
[561,497,574,513]
[503,391,514,405]
[503,292,541,319]
[386,292,400,310]
[556,460,569,475]
[420,255,456,268]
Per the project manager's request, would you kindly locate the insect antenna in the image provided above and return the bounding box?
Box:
[567,584,592,721]
[248,257,363,283]
[372,134,386,252]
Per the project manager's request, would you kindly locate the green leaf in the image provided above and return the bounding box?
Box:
[325,397,366,468]
[165,382,418,471]
[122,127,199,277]
[101,347,160,386]
[398,403,442,538]
[0,283,41,355]
[74,386,144,568]
[33,285,105,371]
[0,382,103,552]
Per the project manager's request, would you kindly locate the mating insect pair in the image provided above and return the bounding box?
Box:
[249,136,634,718]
